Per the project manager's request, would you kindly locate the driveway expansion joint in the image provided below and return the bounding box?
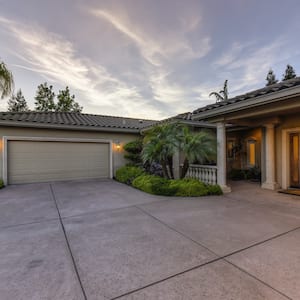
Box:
[49,184,88,300]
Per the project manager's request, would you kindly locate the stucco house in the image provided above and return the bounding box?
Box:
[1,77,300,192]
[0,113,155,185]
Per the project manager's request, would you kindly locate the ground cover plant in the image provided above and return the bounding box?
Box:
[115,166,222,196]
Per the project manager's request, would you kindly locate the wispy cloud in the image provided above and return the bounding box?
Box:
[90,8,211,116]
[0,16,168,118]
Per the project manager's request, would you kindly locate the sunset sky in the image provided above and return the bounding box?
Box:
[1,0,300,119]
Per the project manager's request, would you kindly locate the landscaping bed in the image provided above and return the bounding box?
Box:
[116,166,222,197]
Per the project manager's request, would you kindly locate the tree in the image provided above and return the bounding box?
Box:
[265,69,278,86]
[34,82,56,112]
[142,123,179,179]
[123,139,143,166]
[142,123,217,179]
[0,60,14,99]
[209,80,228,102]
[282,64,296,81]
[56,86,82,112]
[7,89,30,112]
[178,126,216,178]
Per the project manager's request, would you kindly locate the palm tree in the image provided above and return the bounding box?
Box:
[0,60,14,99]
[142,123,179,179]
[209,79,228,102]
[179,126,216,179]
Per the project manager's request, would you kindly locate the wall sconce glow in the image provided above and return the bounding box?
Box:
[114,140,121,151]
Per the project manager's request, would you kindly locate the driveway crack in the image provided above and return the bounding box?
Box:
[49,184,88,300]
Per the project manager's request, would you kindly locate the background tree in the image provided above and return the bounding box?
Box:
[56,86,82,112]
[34,82,56,112]
[209,80,228,102]
[0,60,14,99]
[265,69,278,86]
[7,89,30,112]
[282,64,296,81]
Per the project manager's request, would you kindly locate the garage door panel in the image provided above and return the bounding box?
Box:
[8,140,110,184]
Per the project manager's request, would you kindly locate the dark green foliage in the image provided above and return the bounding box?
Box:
[56,86,82,112]
[265,69,278,86]
[34,82,56,112]
[0,179,4,189]
[7,89,29,112]
[132,175,178,196]
[123,139,143,165]
[132,175,222,197]
[282,64,296,81]
[34,83,83,112]
[115,166,145,185]
[228,168,261,182]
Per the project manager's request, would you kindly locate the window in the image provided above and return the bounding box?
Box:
[247,140,256,167]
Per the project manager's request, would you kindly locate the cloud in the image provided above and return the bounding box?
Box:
[91,9,211,66]
[0,16,169,118]
[90,8,212,116]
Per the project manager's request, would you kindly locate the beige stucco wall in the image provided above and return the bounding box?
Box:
[0,126,140,181]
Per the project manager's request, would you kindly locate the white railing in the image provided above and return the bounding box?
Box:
[185,164,217,185]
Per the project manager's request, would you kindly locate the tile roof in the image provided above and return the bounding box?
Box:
[0,112,157,131]
[193,77,300,115]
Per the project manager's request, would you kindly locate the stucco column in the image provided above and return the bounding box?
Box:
[217,122,231,193]
[261,123,279,190]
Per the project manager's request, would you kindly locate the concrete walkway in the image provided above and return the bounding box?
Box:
[0,179,299,299]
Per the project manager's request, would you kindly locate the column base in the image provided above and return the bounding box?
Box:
[261,181,280,190]
[220,185,231,193]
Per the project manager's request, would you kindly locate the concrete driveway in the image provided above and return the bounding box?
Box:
[0,180,300,300]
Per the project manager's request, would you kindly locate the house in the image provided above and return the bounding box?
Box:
[191,77,300,192]
[1,77,300,192]
[0,112,156,185]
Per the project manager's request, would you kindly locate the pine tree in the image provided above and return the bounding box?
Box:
[34,82,56,112]
[7,89,29,112]
[282,64,296,81]
[265,69,278,86]
[56,86,82,112]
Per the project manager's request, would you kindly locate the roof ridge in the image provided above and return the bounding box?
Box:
[0,111,158,122]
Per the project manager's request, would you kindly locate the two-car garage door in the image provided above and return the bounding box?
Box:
[7,140,111,184]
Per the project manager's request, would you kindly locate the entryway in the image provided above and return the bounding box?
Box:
[290,133,300,188]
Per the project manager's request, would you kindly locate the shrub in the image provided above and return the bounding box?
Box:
[132,175,222,197]
[132,175,178,196]
[0,179,4,189]
[206,184,223,195]
[115,166,145,185]
[123,139,143,165]
[170,178,209,197]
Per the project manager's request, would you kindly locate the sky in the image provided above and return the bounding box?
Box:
[1,0,300,120]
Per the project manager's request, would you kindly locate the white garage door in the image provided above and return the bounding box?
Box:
[7,140,111,184]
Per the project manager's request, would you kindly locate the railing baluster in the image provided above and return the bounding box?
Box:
[181,164,218,185]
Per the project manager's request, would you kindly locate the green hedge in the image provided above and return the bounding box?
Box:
[0,179,4,189]
[132,175,222,197]
[115,166,145,185]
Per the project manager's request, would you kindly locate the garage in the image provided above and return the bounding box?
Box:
[6,138,112,184]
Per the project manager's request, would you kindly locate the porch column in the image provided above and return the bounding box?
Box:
[261,123,279,190]
[217,122,231,193]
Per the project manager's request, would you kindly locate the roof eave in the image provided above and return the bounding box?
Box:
[0,121,141,133]
[192,85,300,121]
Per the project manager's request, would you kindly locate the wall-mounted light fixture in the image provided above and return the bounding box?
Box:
[114,140,121,151]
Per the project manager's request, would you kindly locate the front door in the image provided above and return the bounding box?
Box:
[290,133,300,188]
